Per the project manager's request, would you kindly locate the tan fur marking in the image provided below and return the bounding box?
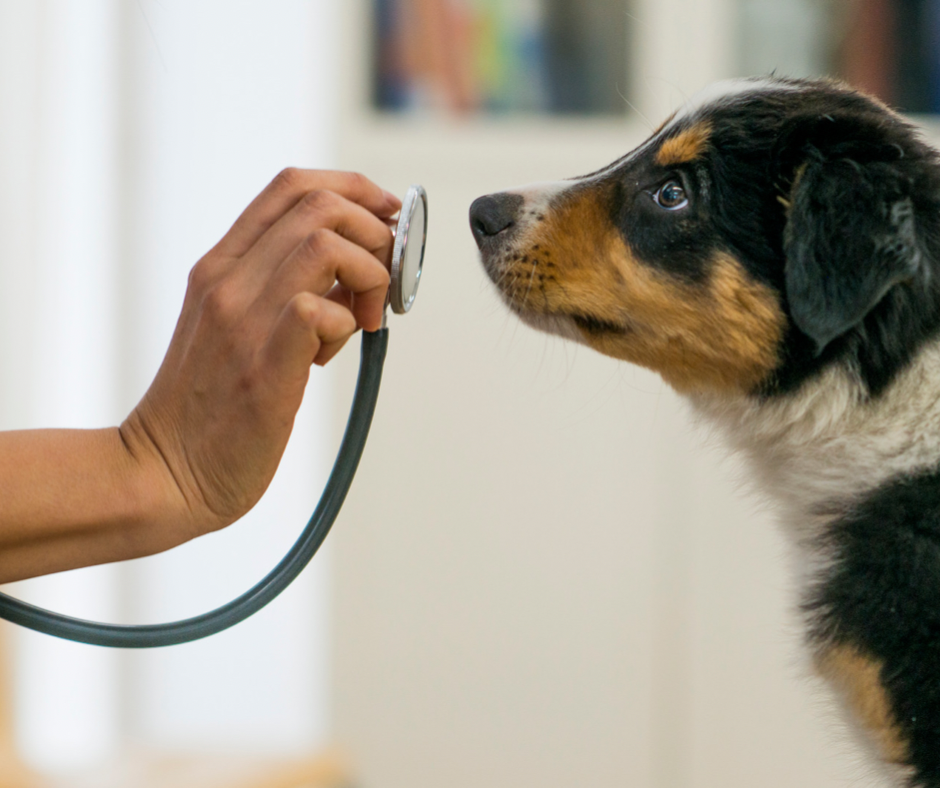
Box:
[500,190,785,394]
[816,645,910,765]
[655,122,711,166]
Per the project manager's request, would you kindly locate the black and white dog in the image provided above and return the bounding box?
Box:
[470,77,939,786]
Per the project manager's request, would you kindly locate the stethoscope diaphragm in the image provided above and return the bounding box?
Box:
[389,184,427,315]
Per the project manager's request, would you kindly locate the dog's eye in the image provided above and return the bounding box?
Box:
[654,180,688,210]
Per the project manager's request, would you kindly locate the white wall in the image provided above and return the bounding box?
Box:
[0,0,338,776]
[0,0,123,772]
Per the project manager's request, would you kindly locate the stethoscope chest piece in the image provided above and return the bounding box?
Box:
[389,184,427,315]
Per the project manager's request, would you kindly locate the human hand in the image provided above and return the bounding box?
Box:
[120,169,401,543]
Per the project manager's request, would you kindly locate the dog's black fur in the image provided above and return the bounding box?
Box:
[809,467,939,785]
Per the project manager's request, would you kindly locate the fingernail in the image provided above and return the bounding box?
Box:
[383,190,400,207]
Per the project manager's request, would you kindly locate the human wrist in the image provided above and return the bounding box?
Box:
[115,411,207,555]
[0,426,195,582]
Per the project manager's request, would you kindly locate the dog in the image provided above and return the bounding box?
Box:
[470,77,939,786]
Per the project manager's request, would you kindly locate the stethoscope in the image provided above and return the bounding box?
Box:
[0,185,428,649]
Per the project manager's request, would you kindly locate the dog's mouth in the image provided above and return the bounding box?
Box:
[571,313,631,336]
[490,270,634,339]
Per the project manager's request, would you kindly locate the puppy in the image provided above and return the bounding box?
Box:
[470,77,939,786]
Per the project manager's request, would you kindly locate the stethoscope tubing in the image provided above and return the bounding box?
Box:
[0,328,389,648]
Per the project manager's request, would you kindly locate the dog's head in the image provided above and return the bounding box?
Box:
[470,77,939,397]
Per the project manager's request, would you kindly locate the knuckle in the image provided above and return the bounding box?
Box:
[187,256,219,295]
[202,281,238,324]
[346,171,379,202]
[298,188,336,216]
[289,293,319,326]
[272,166,303,194]
[345,171,369,192]
[300,227,335,259]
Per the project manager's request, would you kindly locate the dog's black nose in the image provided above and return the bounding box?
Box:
[470,193,523,246]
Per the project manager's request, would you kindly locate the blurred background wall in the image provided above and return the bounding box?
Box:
[0,1,937,787]
[0,1,340,784]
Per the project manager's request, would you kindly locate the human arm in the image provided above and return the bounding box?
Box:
[0,169,400,584]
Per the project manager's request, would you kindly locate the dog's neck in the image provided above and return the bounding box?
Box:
[689,339,940,539]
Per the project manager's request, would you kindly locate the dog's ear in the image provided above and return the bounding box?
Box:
[781,122,927,354]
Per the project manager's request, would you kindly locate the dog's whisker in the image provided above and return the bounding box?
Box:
[616,83,654,132]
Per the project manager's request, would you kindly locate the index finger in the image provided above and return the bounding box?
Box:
[217,169,402,258]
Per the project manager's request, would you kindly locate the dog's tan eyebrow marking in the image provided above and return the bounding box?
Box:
[816,644,910,767]
[655,121,712,166]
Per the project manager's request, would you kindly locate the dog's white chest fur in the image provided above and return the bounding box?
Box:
[691,341,940,541]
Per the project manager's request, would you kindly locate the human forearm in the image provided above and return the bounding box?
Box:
[0,427,184,583]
